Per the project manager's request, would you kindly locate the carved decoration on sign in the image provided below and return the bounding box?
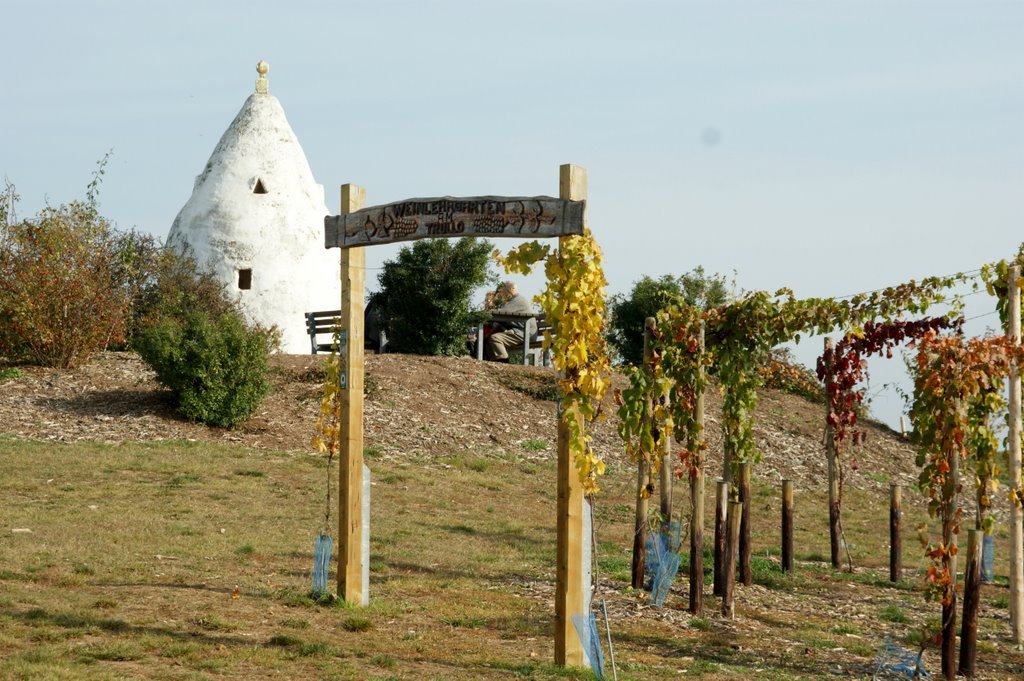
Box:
[324,196,585,249]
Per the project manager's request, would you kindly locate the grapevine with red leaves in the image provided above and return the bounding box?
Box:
[909,329,1024,673]
[817,318,961,452]
[815,317,961,570]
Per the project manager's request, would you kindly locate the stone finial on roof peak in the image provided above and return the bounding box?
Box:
[255,60,269,94]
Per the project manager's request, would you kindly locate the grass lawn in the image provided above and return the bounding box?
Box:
[1,435,1021,680]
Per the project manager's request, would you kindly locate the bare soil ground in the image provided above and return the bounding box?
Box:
[0,351,922,494]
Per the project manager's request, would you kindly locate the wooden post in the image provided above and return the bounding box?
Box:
[1008,264,1024,646]
[890,484,902,582]
[781,480,794,573]
[689,321,706,614]
[950,441,960,582]
[722,501,742,619]
[631,457,650,590]
[689,470,705,613]
[958,529,981,678]
[713,480,728,597]
[942,569,958,680]
[659,440,673,521]
[652,316,673,523]
[554,163,587,668]
[338,184,366,605]
[631,317,655,590]
[824,337,841,570]
[942,433,960,681]
[738,462,752,586]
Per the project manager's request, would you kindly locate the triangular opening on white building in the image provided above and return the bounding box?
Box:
[252,177,268,194]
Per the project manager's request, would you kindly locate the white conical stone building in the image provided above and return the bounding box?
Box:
[168,61,339,353]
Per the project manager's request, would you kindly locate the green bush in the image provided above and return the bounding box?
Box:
[133,248,277,427]
[134,308,276,427]
[369,237,496,356]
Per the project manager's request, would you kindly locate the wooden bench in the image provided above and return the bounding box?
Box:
[475,312,552,366]
[304,309,388,355]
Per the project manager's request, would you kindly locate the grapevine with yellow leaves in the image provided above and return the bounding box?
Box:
[496,230,612,494]
[311,326,342,529]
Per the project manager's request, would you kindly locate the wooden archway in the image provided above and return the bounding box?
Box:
[322,164,593,667]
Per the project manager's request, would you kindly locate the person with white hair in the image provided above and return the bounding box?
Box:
[484,281,533,362]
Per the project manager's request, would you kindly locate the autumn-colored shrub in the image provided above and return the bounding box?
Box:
[759,347,824,404]
[0,199,129,368]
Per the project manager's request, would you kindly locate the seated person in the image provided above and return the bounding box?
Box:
[484,281,534,362]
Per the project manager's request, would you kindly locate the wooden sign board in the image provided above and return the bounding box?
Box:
[324,196,585,249]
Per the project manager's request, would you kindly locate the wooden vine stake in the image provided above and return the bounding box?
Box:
[338,184,366,605]
[781,480,793,573]
[958,529,981,677]
[738,463,752,586]
[689,320,706,614]
[657,329,673,523]
[631,459,650,589]
[554,163,587,668]
[890,484,902,582]
[823,337,841,570]
[713,480,728,597]
[941,403,962,680]
[722,501,742,619]
[631,319,655,589]
[1008,263,1024,646]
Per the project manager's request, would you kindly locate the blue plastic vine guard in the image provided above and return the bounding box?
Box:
[312,533,333,595]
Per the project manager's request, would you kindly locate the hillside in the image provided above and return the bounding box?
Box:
[2,352,1022,680]
[0,351,920,495]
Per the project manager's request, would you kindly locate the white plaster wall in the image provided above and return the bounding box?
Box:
[168,92,340,353]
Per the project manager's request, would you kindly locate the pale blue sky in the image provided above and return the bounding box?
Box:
[4,1,1023,427]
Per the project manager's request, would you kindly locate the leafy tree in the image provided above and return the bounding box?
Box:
[369,238,496,356]
[608,267,729,366]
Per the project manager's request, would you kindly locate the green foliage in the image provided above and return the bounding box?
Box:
[134,307,276,427]
[133,246,277,428]
[608,268,728,366]
[617,275,970,504]
[369,238,496,356]
[880,604,910,623]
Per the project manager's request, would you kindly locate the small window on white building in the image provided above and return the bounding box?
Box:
[238,268,252,290]
[253,178,268,194]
